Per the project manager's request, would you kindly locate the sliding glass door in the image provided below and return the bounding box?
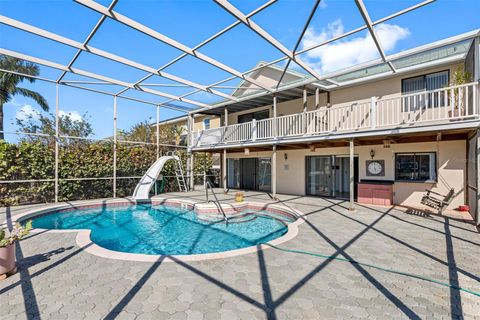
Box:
[306,156,333,197]
[227,157,271,191]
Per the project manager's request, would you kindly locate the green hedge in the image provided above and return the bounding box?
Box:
[0,139,213,206]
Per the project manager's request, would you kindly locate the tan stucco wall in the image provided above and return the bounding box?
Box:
[226,140,466,210]
[193,116,220,132]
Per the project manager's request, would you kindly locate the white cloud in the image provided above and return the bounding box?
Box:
[16,104,40,121]
[59,110,83,122]
[319,0,327,9]
[300,20,410,73]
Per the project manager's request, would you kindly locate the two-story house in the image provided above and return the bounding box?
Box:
[186,30,480,224]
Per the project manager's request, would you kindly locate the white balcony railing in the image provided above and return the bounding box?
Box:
[193,83,479,147]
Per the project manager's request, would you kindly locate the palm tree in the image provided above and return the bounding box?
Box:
[0,55,49,140]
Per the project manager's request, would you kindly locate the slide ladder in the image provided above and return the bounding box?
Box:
[132,154,187,200]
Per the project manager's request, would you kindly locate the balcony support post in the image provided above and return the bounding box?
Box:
[303,87,308,134]
[272,144,277,199]
[315,87,319,110]
[224,108,228,143]
[223,149,227,193]
[370,96,377,129]
[349,138,355,211]
[273,95,277,139]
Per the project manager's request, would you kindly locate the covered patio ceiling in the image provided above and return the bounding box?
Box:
[0,0,468,116]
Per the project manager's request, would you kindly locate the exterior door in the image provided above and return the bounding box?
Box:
[306,156,333,197]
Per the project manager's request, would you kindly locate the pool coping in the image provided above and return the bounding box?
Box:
[4,197,305,262]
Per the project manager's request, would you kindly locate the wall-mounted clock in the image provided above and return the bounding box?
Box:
[366,160,385,176]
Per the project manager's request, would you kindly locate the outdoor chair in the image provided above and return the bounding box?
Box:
[421,188,455,214]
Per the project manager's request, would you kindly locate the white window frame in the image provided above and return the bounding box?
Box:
[395,152,437,182]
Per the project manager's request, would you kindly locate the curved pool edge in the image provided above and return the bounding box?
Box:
[7,198,306,262]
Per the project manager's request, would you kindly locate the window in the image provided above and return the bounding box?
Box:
[203,118,210,130]
[238,109,269,123]
[401,70,449,110]
[395,153,436,182]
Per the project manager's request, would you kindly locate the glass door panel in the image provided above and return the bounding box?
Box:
[257,157,271,191]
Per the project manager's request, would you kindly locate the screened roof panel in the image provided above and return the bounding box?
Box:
[297,28,383,77]
[0,0,477,118]
[72,51,149,84]
[0,0,102,42]
[86,18,185,69]
[119,89,171,106]
[227,0,271,15]
[249,0,317,51]
[184,91,225,105]
[0,25,78,66]
[60,73,126,94]
[113,0,237,48]
[362,0,423,21]
[162,54,233,86]
[199,23,285,72]
[138,75,196,97]
[298,0,366,53]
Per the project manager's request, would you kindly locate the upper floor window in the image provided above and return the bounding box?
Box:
[238,109,269,124]
[203,118,210,130]
[401,70,449,110]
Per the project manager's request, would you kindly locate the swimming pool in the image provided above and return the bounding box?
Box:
[31,203,296,255]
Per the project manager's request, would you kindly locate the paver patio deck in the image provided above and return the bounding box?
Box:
[1,190,479,319]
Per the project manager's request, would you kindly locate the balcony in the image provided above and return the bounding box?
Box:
[192,83,479,149]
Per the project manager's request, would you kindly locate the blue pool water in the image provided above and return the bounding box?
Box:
[31,205,294,255]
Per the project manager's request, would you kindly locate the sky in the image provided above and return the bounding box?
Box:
[0,0,479,141]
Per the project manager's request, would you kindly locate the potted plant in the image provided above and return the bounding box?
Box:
[235,192,244,202]
[0,221,31,279]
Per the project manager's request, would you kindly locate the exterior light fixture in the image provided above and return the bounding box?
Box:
[370,149,375,159]
[309,145,316,152]
[244,148,250,155]
[284,153,288,161]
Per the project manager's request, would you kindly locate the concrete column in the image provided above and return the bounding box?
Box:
[272,145,277,199]
[349,139,355,211]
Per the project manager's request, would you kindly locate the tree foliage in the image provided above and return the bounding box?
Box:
[0,55,49,140]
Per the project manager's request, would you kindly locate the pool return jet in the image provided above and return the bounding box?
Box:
[133,152,187,200]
